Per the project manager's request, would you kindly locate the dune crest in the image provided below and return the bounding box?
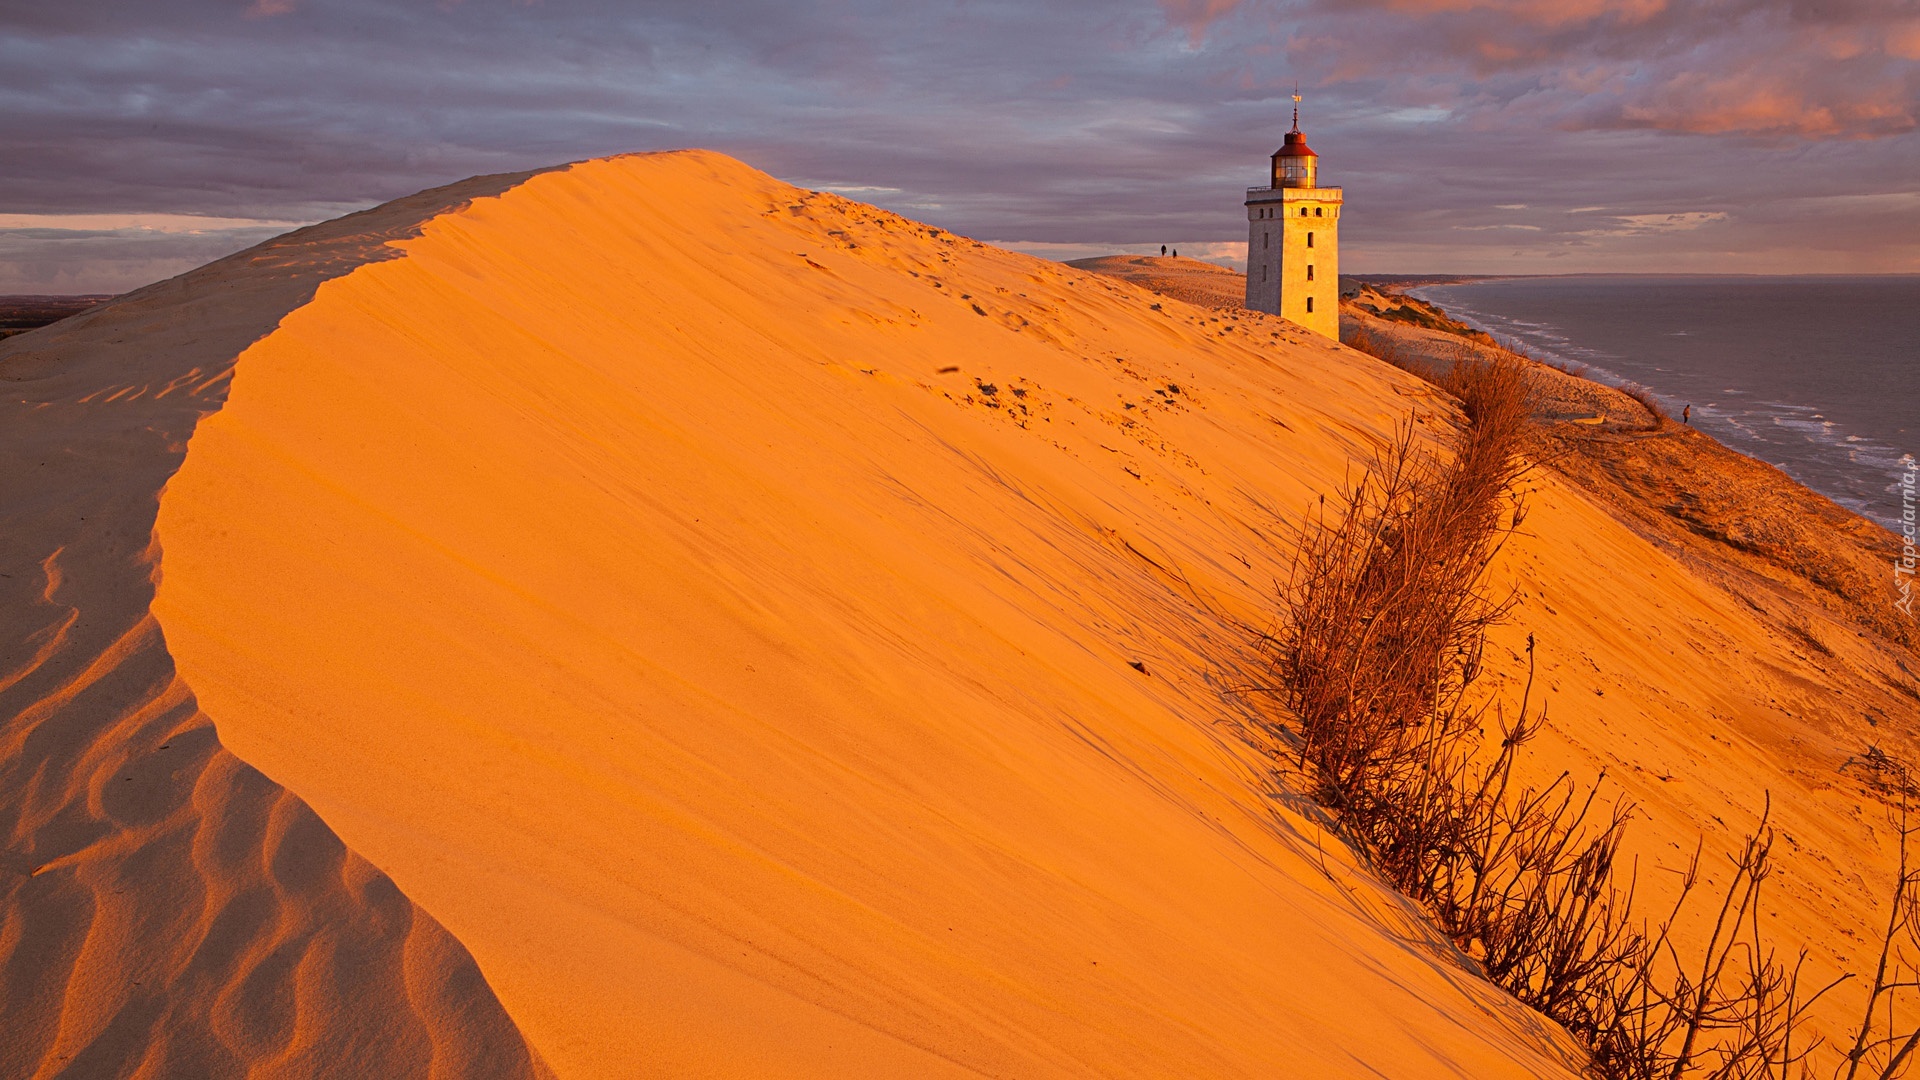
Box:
[148,150,1590,1076]
[0,177,553,1078]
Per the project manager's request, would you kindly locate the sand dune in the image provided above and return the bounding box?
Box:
[0,176,554,1078]
[146,151,1589,1076]
[1065,255,1247,312]
[1083,264,1920,1068]
[11,147,1912,1076]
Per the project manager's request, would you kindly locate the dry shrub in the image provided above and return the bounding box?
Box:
[1342,323,1440,383]
[1262,349,1843,1077]
[1586,799,1835,1079]
[1620,381,1669,422]
[1540,355,1592,380]
[1267,355,1647,1044]
[1835,750,1920,1080]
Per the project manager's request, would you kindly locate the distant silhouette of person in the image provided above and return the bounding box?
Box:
[1683,404,1691,425]
[1161,244,1167,256]
[1172,247,1179,258]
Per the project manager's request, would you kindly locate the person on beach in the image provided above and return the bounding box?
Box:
[1683,404,1691,425]
[1172,247,1178,258]
[1161,244,1167,256]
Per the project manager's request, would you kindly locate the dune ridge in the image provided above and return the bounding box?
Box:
[149,150,1591,1076]
[0,175,555,1078]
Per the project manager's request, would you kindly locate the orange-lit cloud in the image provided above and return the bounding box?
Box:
[1285,0,1920,139]
[1157,0,1244,42]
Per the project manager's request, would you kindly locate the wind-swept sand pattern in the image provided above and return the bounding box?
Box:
[151,151,1590,1077]
[0,177,554,1078]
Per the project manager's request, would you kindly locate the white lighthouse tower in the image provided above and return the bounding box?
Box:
[1244,91,1341,339]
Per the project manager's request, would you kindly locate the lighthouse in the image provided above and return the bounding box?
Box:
[1244,91,1341,339]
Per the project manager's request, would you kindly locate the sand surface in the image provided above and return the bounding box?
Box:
[1078,261,1920,1067]
[0,177,554,1078]
[11,148,1913,1076]
[1066,255,1247,312]
[147,151,1591,1077]
[1145,273,1920,1066]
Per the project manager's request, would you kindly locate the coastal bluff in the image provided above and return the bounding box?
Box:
[4,150,1912,1076]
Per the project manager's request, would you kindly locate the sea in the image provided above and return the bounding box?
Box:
[1410,275,1919,533]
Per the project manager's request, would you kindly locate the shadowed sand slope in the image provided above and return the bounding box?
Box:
[0,177,555,1078]
[151,151,1588,1077]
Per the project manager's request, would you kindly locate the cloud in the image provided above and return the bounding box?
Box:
[0,212,306,232]
[1156,0,1244,42]
[1610,211,1728,231]
[0,220,299,293]
[244,0,296,17]
[0,0,1915,289]
[1572,210,1728,237]
[1287,0,1920,139]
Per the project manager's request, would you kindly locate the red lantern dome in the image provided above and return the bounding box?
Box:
[1271,98,1318,189]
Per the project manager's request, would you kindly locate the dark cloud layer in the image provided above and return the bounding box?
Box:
[2,0,1915,291]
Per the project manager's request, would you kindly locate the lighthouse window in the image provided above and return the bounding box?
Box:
[1306,297,1315,313]
[1261,265,1268,282]
[1263,232,1269,249]
[1299,207,1308,217]
[1307,232,1315,248]
[1307,265,1314,280]
[1315,207,1323,217]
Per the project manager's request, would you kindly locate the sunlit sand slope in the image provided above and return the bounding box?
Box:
[153,150,1589,1077]
[1073,258,1920,1065]
[0,179,554,1078]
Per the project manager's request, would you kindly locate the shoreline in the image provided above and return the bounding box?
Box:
[1406,278,1915,535]
[1071,255,1912,652]
[1342,284,1913,653]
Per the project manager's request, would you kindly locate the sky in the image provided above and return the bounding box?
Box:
[3,0,1918,293]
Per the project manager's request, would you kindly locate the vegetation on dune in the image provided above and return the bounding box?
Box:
[1349,291,1498,345]
[1261,337,1920,1078]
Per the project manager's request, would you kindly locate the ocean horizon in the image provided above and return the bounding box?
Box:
[1411,274,1918,533]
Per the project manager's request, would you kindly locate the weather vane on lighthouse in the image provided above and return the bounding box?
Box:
[1292,82,1302,131]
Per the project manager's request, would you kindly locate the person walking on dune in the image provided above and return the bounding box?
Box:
[1683,404,1691,425]
[1161,244,1167,256]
